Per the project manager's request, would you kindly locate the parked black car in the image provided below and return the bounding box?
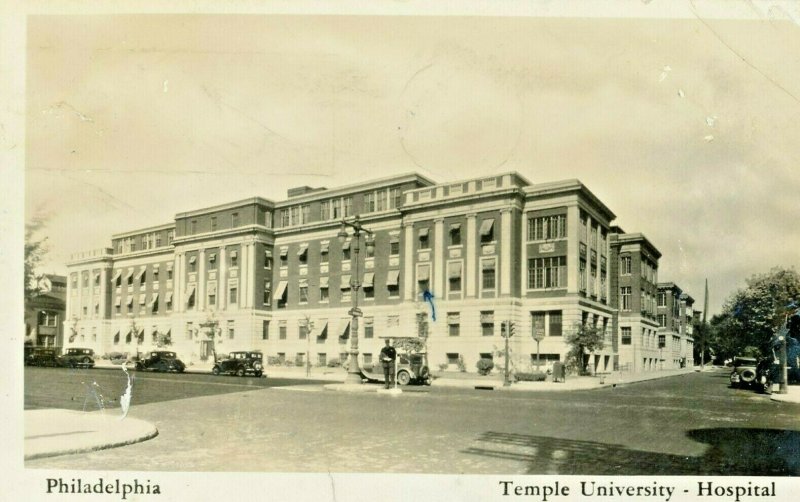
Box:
[135,351,186,373]
[26,347,59,367]
[729,356,758,388]
[56,348,95,368]
[212,351,264,377]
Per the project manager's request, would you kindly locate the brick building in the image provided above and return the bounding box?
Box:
[65,172,694,373]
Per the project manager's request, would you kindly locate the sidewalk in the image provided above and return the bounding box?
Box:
[770,385,800,404]
[24,409,158,461]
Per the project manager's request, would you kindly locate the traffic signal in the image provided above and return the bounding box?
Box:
[500,321,507,338]
[508,322,515,338]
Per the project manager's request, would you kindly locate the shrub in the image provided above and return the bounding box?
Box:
[438,363,449,372]
[476,358,495,376]
[326,358,341,368]
[266,356,282,366]
[514,371,547,382]
[457,355,467,373]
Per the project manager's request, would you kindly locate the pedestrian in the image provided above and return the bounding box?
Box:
[380,339,397,389]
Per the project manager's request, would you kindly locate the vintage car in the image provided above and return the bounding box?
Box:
[56,347,95,368]
[361,352,431,386]
[26,347,58,367]
[729,356,758,388]
[212,351,264,377]
[134,350,186,373]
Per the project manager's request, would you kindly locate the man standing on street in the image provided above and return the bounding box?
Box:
[380,339,397,389]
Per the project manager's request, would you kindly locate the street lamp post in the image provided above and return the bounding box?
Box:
[338,215,375,385]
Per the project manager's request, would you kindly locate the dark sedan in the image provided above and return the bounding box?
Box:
[134,351,186,373]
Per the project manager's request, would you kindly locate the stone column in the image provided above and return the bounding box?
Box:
[500,208,512,297]
[77,269,84,319]
[247,242,256,309]
[219,246,227,310]
[567,205,581,294]
[197,248,206,310]
[403,221,414,301]
[433,218,444,297]
[100,267,109,318]
[521,211,528,294]
[465,213,477,298]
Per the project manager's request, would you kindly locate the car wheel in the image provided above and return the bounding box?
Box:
[135,362,144,371]
[236,367,245,377]
[82,357,91,366]
[397,370,411,386]
[212,366,221,375]
[254,371,263,378]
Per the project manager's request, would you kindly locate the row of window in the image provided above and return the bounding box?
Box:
[115,231,174,254]
[278,189,404,228]
[620,327,661,346]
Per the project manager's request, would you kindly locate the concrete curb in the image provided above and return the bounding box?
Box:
[25,409,158,461]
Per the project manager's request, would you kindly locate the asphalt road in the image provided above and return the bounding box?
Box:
[24,366,328,411]
[25,368,800,475]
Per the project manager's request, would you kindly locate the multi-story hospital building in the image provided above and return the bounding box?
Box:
[65,172,695,373]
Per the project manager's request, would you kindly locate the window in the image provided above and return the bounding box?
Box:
[527,257,567,289]
[377,191,387,211]
[279,321,287,340]
[187,287,196,309]
[621,327,632,345]
[230,250,239,268]
[211,216,217,231]
[481,259,496,290]
[94,273,100,287]
[389,238,400,256]
[301,205,311,224]
[318,353,328,366]
[264,250,273,269]
[320,242,329,263]
[155,233,162,247]
[227,320,235,339]
[299,322,308,340]
[139,268,146,286]
[620,256,632,275]
[299,280,308,304]
[231,212,240,227]
[191,220,197,234]
[364,317,374,338]
[364,192,375,213]
[319,277,329,302]
[479,218,495,243]
[153,268,159,282]
[390,188,401,209]
[167,231,174,244]
[657,292,666,307]
[332,199,341,219]
[449,223,461,246]
[229,285,238,305]
[320,201,329,220]
[342,240,351,260]
[280,210,290,228]
[447,261,462,293]
[446,353,460,365]
[418,228,430,250]
[481,311,494,336]
[151,294,159,313]
[417,264,430,294]
[447,312,460,336]
[189,256,196,273]
[579,259,587,291]
[167,266,173,281]
[387,270,400,298]
[263,281,271,306]
[549,311,562,337]
[527,214,567,241]
[658,314,667,327]
[363,273,374,299]
[343,196,352,217]
[532,312,546,338]
[165,292,173,311]
[207,283,217,307]
[298,244,308,264]
[620,287,631,311]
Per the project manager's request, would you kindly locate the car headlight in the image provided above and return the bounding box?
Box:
[254,362,262,370]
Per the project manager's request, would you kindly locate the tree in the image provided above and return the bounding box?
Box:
[712,267,800,359]
[565,323,605,374]
[393,337,426,354]
[24,218,49,301]
[692,319,712,366]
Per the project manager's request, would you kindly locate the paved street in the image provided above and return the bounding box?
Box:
[24,366,328,411]
[25,368,800,475]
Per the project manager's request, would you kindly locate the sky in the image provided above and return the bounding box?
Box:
[23,9,800,317]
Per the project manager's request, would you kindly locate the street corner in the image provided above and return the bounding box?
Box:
[25,409,158,461]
